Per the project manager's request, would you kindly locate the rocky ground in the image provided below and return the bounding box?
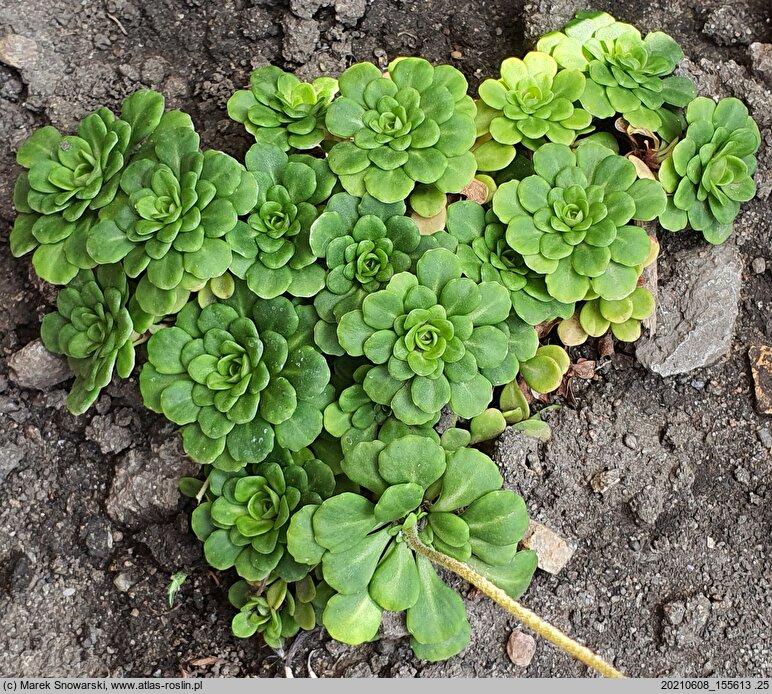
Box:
[0,0,770,679]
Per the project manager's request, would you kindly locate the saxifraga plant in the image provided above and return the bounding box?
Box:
[11,10,764,677]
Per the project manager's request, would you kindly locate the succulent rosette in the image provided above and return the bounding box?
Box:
[85,126,257,316]
[191,454,335,581]
[227,66,338,151]
[447,200,575,325]
[474,52,592,170]
[227,143,336,300]
[658,97,760,244]
[537,11,695,140]
[287,430,536,661]
[492,141,665,304]
[337,247,517,425]
[10,91,170,284]
[308,192,422,355]
[139,282,333,471]
[40,265,135,415]
[325,58,477,205]
[228,574,329,648]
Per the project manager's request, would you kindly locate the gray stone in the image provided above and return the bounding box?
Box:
[8,340,72,391]
[0,442,24,486]
[106,439,198,530]
[636,244,742,377]
[79,517,114,561]
[629,484,666,525]
[335,0,366,26]
[379,611,409,640]
[521,0,584,43]
[0,33,38,69]
[85,415,133,455]
[750,43,772,84]
[664,595,712,648]
[289,0,328,19]
[113,572,137,593]
[751,257,767,274]
[757,428,772,449]
[282,14,319,64]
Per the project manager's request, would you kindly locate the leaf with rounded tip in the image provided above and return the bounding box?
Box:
[323,529,391,595]
[433,446,503,512]
[286,504,325,565]
[374,482,425,523]
[369,541,420,611]
[204,529,242,570]
[378,435,446,488]
[406,555,467,644]
[448,373,493,419]
[462,490,529,546]
[313,493,378,552]
[323,590,382,645]
[467,550,537,600]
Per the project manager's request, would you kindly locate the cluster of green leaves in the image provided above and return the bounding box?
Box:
[140,282,333,470]
[658,97,760,244]
[286,429,536,660]
[536,11,696,141]
[11,9,762,664]
[228,67,338,151]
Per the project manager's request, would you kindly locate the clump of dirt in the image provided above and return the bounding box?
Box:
[0,0,770,679]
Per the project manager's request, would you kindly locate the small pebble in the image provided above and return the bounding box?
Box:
[623,433,638,450]
[507,631,536,667]
[758,428,772,449]
[63,587,76,597]
[450,50,463,59]
[113,572,135,593]
[751,257,766,274]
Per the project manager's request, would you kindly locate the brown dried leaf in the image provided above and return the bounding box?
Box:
[750,345,772,415]
[598,333,615,359]
[411,207,447,235]
[459,177,488,204]
[190,656,223,667]
[535,318,559,339]
[627,154,656,180]
[570,359,597,380]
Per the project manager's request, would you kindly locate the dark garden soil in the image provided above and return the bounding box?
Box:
[0,0,771,679]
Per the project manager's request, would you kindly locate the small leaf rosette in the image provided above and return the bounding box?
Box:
[40,265,135,415]
[492,141,665,304]
[228,574,329,648]
[227,66,338,151]
[286,431,536,661]
[139,282,333,470]
[572,286,656,343]
[337,247,518,425]
[309,192,422,355]
[325,58,477,205]
[228,143,336,300]
[11,90,169,284]
[192,453,335,582]
[475,52,592,170]
[658,97,760,244]
[537,11,695,140]
[86,126,258,317]
[447,200,575,325]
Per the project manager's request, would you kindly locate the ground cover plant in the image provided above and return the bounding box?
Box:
[8,9,760,677]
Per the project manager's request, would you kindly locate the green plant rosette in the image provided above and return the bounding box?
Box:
[227,143,336,300]
[446,200,575,325]
[325,58,477,205]
[475,51,592,171]
[10,91,172,285]
[286,431,536,661]
[309,192,423,355]
[228,574,331,649]
[658,97,760,244]
[227,66,338,151]
[536,11,695,141]
[576,286,655,342]
[39,264,135,415]
[492,140,664,304]
[336,247,518,425]
[84,125,257,317]
[191,452,336,582]
[139,281,334,470]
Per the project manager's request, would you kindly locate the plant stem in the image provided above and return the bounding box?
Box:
[403,524,624,678]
